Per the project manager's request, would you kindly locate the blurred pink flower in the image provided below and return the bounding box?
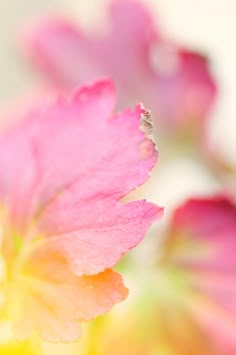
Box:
[157,195,236,354]
[87,195,236,355]
[0,80,162,341]
[167,195,236,352]
[25,0,217,137]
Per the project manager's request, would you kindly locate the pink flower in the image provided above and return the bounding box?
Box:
[25,0,217,136]
[161,195,236,354]
[0,80,162,341]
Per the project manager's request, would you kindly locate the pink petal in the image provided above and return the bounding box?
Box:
[172,195,236,236]
[39,200,162,275]
[166,195,236,351]
[0,123,38,226]
[0,80,161,273]
[25,0,216,132]
[154,49,217,131]
[25,0,157,97]
[0,80,115,225]
[169,195,236,272]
